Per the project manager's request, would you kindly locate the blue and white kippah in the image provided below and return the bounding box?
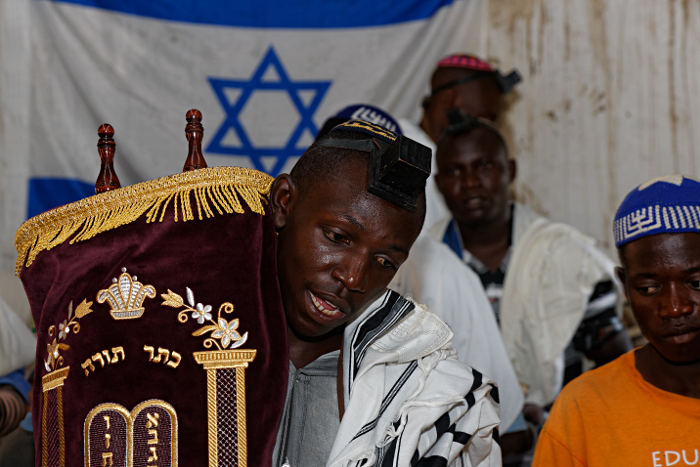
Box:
[333,104,402,134]
[614,175,700,247]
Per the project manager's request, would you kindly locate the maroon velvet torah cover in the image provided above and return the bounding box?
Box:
[15,167,289,467]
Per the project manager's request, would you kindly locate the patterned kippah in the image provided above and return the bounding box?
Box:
[437,54,494,72]
[330,119,398,144]
[614,174,700,247]
[332,104,402,134]
[432,54,521,95]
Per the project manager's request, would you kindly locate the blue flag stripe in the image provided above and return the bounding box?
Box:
[27,178,94,219]
[44,0,457,28]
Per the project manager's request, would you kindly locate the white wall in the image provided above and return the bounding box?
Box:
[484,0,700,256]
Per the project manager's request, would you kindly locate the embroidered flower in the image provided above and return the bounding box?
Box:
[58,320,70,339]
[211,318,241,348]
[191,303,213,324]
[45,338,69,372]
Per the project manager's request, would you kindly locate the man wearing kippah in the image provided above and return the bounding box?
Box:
[16,115,500,467]
[314,103,402,140]
[270,120,500,467]
[399,53,521,230]
[429,111,633,459]
[315,104,525,449]
[532,175,700,466]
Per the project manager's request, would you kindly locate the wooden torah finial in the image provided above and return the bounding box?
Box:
[95,123,120,194]
[183,109,207,172]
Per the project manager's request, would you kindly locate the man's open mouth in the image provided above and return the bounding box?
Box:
[309,291,343,319]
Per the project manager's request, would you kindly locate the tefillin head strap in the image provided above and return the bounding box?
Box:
[430,69,522,97]
[422,69,522,109]
[314,120,431,212]
[441,109,508,155]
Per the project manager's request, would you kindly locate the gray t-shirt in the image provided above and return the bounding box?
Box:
[272,350,341,467]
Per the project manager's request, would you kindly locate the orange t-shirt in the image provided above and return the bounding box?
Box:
[532,350,700,467]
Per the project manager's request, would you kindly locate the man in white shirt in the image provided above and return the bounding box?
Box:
[430,112,633,460]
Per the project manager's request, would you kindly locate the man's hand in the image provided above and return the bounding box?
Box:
[500,403,546,457]
[499,426,534,457]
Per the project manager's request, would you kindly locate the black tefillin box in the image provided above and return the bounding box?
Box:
[368,135,431,212]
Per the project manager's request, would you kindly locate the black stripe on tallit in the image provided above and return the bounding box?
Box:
[469,369,483,392]
[435,411,473,445]
[350,292,396,355]
[488,384,499,404]
[413,456,448,467]
[351,361,419,441]
[409,367,485,465]
[377,418,403,467]
[380,435,398,467]
[350,291,414,383]
[464,368,482,409]
[465,392,476,409]
[434,412,451,439]
[447,424,472,445]
[411,449,420,467]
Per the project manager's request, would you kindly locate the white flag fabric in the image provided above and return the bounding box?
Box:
[15,0,484,223]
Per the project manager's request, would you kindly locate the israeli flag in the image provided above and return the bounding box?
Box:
[0,0,484,267]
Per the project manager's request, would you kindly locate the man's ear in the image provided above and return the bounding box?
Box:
[615,266,628,300]
[270,174,298,231]
[424,89,457,142]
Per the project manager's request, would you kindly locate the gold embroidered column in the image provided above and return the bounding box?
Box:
[194,350,256,467]
[42,367,70,467]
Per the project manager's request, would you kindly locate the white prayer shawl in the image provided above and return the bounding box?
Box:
[0,293,36,376]
[429,204,620,405]
[501,204,620,405]
[327,289,501,467]
[389,233,523,431]
[432,204,620,406]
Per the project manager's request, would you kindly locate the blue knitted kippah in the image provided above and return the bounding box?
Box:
[332,104,402,134]
[614,175,700,247]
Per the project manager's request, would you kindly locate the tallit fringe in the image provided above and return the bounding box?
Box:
[15,167,273,275]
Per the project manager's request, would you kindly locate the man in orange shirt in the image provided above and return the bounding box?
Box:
[532,174,700,467]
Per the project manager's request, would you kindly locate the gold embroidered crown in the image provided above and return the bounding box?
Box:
[97,267,156,320]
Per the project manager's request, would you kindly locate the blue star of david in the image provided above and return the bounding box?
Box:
[207,47,332,176]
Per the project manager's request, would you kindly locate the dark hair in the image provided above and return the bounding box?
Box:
[291,130,372,198]
[438,111,508,156]
[290,130,426,222]
[314,117,348,142]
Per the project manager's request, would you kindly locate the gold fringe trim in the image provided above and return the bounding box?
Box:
[15,167,273,275]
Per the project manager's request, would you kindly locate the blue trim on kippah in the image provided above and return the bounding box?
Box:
[332,105,402,135]
[614,176,700,247]
[329,119,398,144]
